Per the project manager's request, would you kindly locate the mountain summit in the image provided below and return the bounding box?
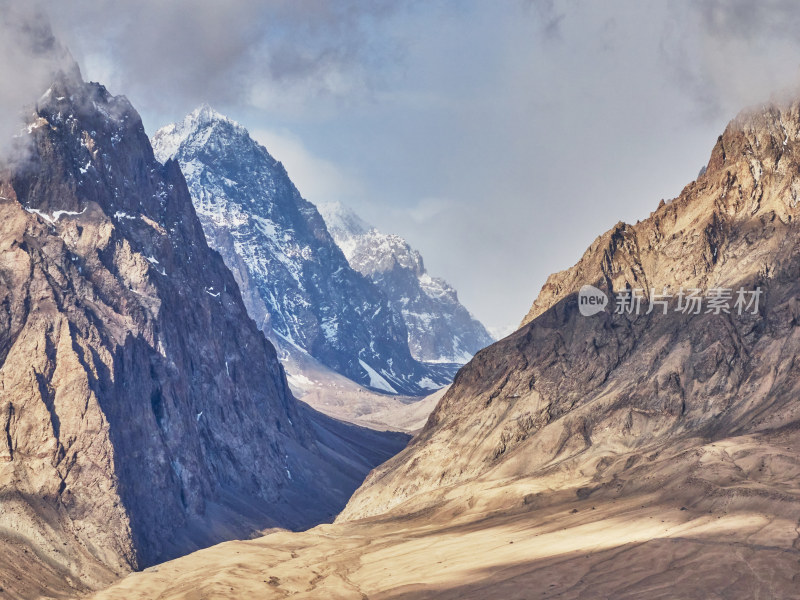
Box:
[318,201,494,364]
[152,107,450,395]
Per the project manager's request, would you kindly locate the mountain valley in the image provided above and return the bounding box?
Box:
[2,7,800,598]
[87,95,800,600]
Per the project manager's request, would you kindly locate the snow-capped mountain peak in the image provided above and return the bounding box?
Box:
[153,104,254,166]
[317,201,494,364]
[153,107,451,395]
[318,200,371,237]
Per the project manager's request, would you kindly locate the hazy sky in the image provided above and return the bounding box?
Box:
[6,1,800,335]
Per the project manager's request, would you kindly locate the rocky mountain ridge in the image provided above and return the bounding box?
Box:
[318,201,494,365]
[338,99,800,522]
[152,107,450,396]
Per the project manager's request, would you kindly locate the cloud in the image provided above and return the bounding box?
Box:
[5,0,800,333]
[659,0,800,120]
[524,0,566,40]
[250,127,364,203]
[405,197,457,223]
[0,3,73,160]
[44,0,405,117]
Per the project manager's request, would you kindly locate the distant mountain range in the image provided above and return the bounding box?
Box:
[153,107,491,396]
[318,201,494,364]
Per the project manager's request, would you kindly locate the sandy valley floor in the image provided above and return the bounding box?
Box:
[88,431,800,599]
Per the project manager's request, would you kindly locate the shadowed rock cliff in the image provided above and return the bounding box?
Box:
[0,70,408,599]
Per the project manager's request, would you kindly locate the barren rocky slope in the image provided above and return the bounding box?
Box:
[286,348,447,433]
[89,431,800,599]
[340,97,800,521]
[0,70,407,600]
[91,98,800,598]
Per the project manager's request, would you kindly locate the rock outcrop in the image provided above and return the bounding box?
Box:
[0,72,408,599]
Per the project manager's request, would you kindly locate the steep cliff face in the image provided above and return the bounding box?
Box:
[521,103,800,327]
[152,108,449,396]
[339,99,800,521]
[318,201,494,365]
[0,73,407,598]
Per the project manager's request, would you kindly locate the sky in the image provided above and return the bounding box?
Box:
[4,1,800,336]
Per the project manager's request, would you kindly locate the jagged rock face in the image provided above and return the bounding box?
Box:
[152,108,447,396]
[339,99,800,521]
[318,201,494,365]
[0,74,408,596]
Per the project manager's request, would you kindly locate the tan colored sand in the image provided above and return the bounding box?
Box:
[88,432,800,599]
[289,347,446,433]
